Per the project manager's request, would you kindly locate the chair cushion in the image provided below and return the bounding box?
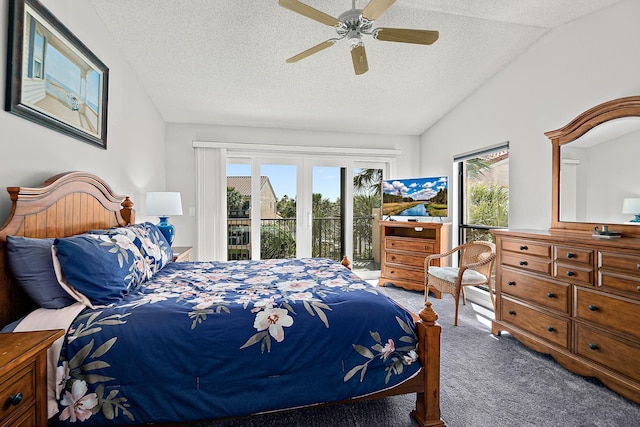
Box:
[428,267,488,285]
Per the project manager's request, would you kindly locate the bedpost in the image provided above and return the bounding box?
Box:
[121,196,135,224]
[411,301,446,427]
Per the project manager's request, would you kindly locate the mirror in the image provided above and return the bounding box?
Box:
[546,96,640,236]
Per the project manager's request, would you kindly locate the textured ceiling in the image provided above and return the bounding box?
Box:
[89,0,623,136]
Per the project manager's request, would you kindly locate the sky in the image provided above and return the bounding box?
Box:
[226,164,341,201]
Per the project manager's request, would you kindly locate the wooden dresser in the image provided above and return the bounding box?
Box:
[492,229,640,404]
[0,330,64,426]
[379,221,451,294]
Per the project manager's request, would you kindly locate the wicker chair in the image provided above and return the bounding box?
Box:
[424,241,496,326]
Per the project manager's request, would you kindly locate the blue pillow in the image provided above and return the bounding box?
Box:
[93,223,173,275]
[135,222,173,271]
[6,236,76,309]
[53,234,149,305]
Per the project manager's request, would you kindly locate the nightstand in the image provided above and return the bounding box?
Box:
[0,329,64,426]
[172,246,193,262]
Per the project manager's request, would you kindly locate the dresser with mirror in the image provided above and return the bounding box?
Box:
[492,96,640,404]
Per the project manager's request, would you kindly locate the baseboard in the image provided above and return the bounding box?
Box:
[463,286,494,311]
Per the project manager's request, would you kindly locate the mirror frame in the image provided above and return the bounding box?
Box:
[545,96,640,236]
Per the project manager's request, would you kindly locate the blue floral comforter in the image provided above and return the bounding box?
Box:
[51,258,420,425]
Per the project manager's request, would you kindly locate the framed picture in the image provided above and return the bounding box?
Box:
[5,0,109,148]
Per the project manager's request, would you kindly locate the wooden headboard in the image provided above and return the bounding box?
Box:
[0,171,135,327]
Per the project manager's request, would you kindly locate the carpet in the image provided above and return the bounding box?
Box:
[194,284,640,427]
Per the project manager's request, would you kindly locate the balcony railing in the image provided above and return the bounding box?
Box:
[227,217,375,265]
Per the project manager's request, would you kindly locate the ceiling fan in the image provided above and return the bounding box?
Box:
[278,0,439,75]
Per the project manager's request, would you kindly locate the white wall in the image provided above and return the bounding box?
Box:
[0,0,166,222]
[419,0,640,231]
[165,123,421,248]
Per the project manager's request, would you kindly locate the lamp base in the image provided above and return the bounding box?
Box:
[156,216,175,245]
[630,215,640,223]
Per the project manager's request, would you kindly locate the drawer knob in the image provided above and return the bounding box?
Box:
[508,310,516,316]
[588,343,599,350]
[637,285,640,292]
[547,326,555,332]
[588,305,598,311]
[390,256,396,261]
[547,292,555,298]
[566,253,575,259]
[507,281,516,286]
[566,271,575,277]
[7,392,22,406]
[519,261,527,266]
[519,245,528,251]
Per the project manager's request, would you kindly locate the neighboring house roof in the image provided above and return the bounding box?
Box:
[227,176,275,199]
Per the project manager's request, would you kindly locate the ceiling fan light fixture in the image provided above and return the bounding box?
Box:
[279,0,438,75]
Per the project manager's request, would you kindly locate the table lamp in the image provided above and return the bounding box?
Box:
[146,192,183,244]
[622,197,640,223]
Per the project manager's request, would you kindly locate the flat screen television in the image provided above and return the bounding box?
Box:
[382,176,448,220]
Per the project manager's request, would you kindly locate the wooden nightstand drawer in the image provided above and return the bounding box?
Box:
[501,297,569,348]
[0,365,35,424]
[0,330,64,427]
[1,408,36,427]
[575,324,640,382]
[501,267,570,313]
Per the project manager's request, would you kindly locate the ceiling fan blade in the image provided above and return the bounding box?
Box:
[374,28,439,45]
[286,40,335,63]
[361,0,397,21]
[351,44,369,75]
[278,0,340,27]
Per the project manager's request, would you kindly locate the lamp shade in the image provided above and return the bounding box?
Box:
[146,192,183,216]
[622,198,640,214]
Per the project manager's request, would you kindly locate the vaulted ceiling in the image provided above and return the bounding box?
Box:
[90,0,623,135]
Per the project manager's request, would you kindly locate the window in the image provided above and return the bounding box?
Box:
[456,143,509,244]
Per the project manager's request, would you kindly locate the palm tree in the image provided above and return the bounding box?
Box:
[353,168,383,199]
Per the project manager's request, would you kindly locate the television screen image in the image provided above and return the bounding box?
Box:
[382,176,448,219]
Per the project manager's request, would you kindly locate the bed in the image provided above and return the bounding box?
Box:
[0,171,445,426]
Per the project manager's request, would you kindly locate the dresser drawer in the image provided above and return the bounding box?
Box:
[501,297,569,348]
[502,239,551,258]
[502,252,552,275]
[555,246,593,266]
[575,288,640,340]
[575,324,640,382]
[385,252,426,268]
[599,272,640,296]
[501,267,570,313]
[384,265,422,282]
[554,263,593,285]
[599,251,640,276]
[385,237,435,254]
[0,364,35,423]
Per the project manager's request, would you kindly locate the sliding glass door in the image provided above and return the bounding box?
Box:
[226,161,298,261]
[224,158,384,270]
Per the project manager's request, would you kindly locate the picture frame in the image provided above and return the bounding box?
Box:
[5,0,109,149]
